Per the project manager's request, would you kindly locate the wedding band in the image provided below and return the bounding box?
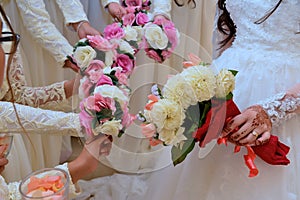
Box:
[251,131,259,138]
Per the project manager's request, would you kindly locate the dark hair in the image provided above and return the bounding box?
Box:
[174,0,196,8]
[217,0,236,48]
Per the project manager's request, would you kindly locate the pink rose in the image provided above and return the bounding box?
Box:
[85,93,115,113]
[141,123,156,138]
[104,23,126,40]
[161,50,172,61]
[86,60,105,83]
[153,17,168,26]
[115,69,128,85]
[80,78,94,98]
[87,35,117,51]
[121,103,135,128]
[122,13,136,26]
[145,49,163,63]
[79,102,94,136]
[96,74,113,86]
[125,0,142,7]
[136,12,149,26]
[138,36,149,50]
[115,54,134,75]
[162,21,179,48]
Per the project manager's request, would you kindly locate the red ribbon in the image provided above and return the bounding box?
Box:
[195,99,290,177]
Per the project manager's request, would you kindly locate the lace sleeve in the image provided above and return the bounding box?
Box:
[258,92,300,127]
[2,50,72,111]
[152,0,172,20]
[0,101,82,137]
[15,0,73,67]
[55,0,88,26]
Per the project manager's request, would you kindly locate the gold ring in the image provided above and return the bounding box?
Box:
[251,131,259,138]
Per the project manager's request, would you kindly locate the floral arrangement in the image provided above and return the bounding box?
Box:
[138,53,237,164]
[138,53,290,177]
[69,35,136,138]
[118,0,180,63]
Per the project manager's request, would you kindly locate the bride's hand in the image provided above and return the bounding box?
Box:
[107,2,127,21]
[222,105,272,146]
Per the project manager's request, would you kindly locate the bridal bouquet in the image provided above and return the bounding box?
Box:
[69,36,135,138]
[118,0,180,63]
[139,54,290,177]
[141,17,180,63]
[138,53,237,164]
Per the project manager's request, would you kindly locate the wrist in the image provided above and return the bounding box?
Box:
[72,20,89,33]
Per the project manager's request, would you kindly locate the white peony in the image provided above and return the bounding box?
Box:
[181,65,217,102]
[159,127,186,147]
[150,99,185,132]
[73,46,96,70]
[119,40,135,55]
[163,74,198,109]
[94,120,122,136]
[124,26,138,41]
[215,69,235,98]
[94,85,128,105]
[144,23,168,50]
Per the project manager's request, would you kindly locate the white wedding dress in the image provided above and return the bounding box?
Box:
[76,1,300,200]
[140,1,300,200]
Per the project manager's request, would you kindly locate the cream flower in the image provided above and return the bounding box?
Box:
[159,127,186,147]
[94,85,128,105]
[105,50,115,67]
[119,40,135,55]
[94,120,122,136]
[215,69,235,98]
[144,23,168,50]
[163,74,198,109]
[124,25,138,41]
[150,99,185,132]
[133,26,144,41]
[181,65,217,102]
[73,46,96,69]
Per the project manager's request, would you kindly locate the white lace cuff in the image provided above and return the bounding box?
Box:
[55,163,81,198]
[101,0,120,8]
[258,92,300,127]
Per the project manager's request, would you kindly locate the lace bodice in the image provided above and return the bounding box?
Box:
[227,0,300,54]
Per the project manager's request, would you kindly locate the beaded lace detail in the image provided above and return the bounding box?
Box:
[259,92,300,127]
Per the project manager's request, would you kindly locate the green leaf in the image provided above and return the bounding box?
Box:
[96,109,112,121]
[114,100,124,120]
[172,138,195,166]
[229,69,238,76]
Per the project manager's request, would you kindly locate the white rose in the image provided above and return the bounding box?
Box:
[163,74,198,109]
[133,26,144,41]
[105,50,115,67]
[144,23,168,50]
[150,99,185,132]
[94,120,122,136]
[181,65,217,102]
[73,46,96,70]
[119,40,135,55]
[124,26,138,41]
[94,85,128,105]
[215,69,235,98]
